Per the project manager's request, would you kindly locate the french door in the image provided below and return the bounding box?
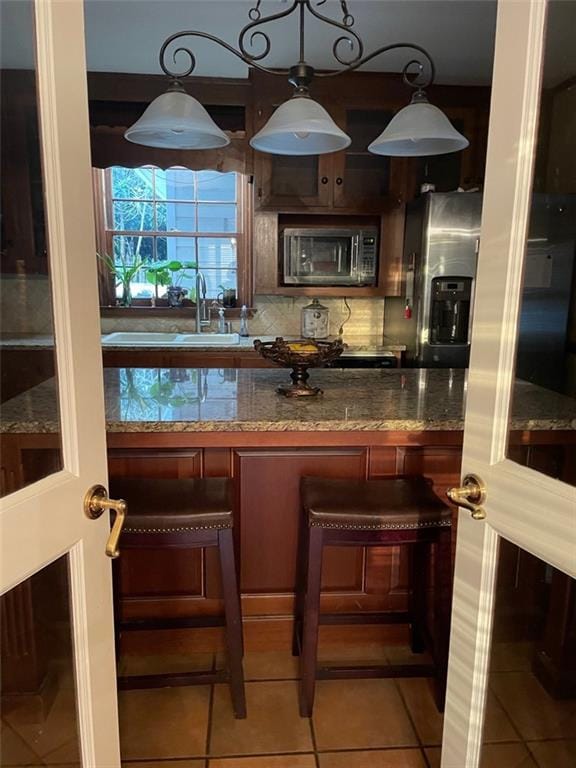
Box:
[442,1,576,766]
[0,1,120,765]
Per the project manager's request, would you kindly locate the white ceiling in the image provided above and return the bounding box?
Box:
[1,1,574,87]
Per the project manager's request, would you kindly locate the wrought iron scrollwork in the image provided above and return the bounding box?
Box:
[158,0,435,90]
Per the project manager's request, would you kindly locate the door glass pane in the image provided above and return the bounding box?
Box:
[0,0,63,496]
[506,0,576,484]
[481,539,576,767]
[1,555,81,767]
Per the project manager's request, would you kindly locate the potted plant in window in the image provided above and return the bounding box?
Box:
[146,260,197,307]
[98,251,144,307]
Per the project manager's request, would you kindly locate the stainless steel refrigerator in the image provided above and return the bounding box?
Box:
[404,192,482,368]
[397,192,575,387]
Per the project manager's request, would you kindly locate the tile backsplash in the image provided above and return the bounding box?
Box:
[100,295,385,342]
[1,275,54,334]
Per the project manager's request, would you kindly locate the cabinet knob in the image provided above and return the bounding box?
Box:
[336,177,343,185]
[321,176,329,184]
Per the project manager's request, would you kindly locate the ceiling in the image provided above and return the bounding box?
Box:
[3,0,498,84]
[1,1,574,88]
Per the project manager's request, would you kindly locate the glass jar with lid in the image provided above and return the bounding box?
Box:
[301,298,330,339]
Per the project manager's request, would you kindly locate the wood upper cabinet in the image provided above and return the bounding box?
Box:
[254,103,406,213]
[253,103,334,209]
[251,70,491,215]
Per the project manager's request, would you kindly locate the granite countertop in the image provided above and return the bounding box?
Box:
[0,334,406,354]
[2,368,575,434]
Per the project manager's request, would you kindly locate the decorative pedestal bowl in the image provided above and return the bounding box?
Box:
[254,337,345,397]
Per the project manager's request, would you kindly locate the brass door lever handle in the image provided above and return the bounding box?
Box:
[447,474,487,520]
[84,484,127,558]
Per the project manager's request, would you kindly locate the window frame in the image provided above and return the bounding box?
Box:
[93,167,253,310]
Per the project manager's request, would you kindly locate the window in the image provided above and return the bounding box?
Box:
[95,166,247,305]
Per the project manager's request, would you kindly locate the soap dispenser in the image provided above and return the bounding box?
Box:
[239,305,249,337]
[217,306,227,333]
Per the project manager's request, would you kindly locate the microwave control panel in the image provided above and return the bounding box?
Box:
[359,235,378,282]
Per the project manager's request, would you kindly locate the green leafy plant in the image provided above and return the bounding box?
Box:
[146,260,197,289]
[98,251,144,307]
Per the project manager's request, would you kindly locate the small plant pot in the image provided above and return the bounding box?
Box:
[166,286,187,307]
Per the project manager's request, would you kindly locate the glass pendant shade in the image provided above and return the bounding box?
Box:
[250,96,351,156]
[368,95,469,157]
[124,89,230,150]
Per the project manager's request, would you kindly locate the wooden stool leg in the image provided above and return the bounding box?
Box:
[433,527,453,712]
[292,505,309,657]
[409,541,428,654]
[299,525,324,718]
[218,528,247,719]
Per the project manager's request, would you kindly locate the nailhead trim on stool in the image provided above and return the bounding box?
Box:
[309,519,452,530]
[294,475,453,719]
[110,476,246,719]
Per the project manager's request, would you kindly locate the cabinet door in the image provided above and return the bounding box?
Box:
[411,107,479,195]
[254,105,333,209]
[333,108,397,210]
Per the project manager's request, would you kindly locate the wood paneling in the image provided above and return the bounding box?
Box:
[108,449,204,615]
[102,349,274,369]
[234,448,367,594]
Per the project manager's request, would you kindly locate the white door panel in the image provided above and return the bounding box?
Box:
[0,1,120,765]
[441,1,576,766]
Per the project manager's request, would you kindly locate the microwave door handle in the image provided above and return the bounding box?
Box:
[337,243,342,273]
[352,236,360,282]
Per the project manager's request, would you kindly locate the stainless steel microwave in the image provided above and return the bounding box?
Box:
[282,227,379,286]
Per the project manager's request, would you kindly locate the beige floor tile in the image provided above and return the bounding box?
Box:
[425,743,536,768]
[385,644,433,667]
[490,672,576,740]
[313,679,417,751]
[119,652,214,677]
[319,747,426,767]
[489,642,533,673]
[527,739,576,768]
[423,748,441,768]
[317,643,388,666]
[118,686,210,760]
[2,686,79,759]
[217,651,299,681]
[209,756,316,767]
[42,739,80,765]
[209,682,313,757]
[398,678,518,746]
[0,721,44,766]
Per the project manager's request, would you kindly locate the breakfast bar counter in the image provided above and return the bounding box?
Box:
[2,368,574,647]
[3,367,575,435]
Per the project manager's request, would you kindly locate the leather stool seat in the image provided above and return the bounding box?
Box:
[302,476,452,530]
[294,475,453,718]
[114,477,233,534]
[110,476,246,718]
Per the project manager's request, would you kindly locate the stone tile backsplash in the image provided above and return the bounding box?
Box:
[100,295,385,342]
[1,275,54,334]
[1,275,384,344]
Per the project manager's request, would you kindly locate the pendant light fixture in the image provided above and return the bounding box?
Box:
[125,0,468,158]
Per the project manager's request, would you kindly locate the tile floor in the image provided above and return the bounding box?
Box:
[2,644,575,767]
[114,644,575,768]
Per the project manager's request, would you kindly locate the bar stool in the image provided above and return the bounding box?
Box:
[110,477,246,719]
[293,475,452,718]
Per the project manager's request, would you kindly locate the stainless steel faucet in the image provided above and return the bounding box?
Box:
[195,271,210,333]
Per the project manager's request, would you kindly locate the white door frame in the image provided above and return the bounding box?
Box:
[0,1,120,764]
[441,1,576,766]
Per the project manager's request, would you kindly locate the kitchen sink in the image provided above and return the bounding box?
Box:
[176,333,240,345]
[102,331,240,346]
